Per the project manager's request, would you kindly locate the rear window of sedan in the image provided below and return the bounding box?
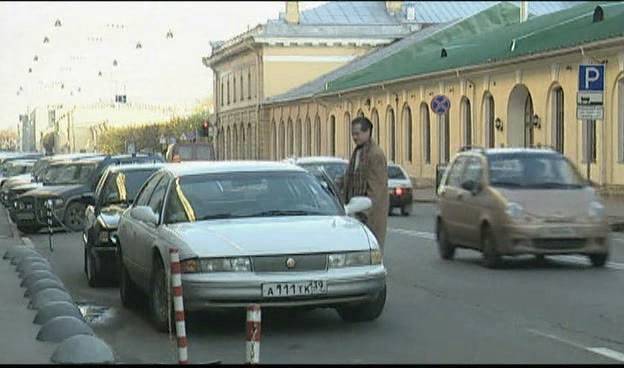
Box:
[165,171,344,223]
[388,165,406,179]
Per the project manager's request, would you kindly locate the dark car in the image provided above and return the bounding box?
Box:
[388,163,413,216]
[14,154,163,233]
[165,142,215,162]
[83,163,164,286]
[0,159,36,188]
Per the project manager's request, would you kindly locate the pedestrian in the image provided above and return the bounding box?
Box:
[342,116,389,252]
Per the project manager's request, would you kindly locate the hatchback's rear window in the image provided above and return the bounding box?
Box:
[388,166,406,179]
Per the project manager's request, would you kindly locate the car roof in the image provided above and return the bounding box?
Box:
[163,161,307,177]
[105,162,165,174]
[7,159,36,166]
[291,156,349,164]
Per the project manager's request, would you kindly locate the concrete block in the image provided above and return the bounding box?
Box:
[36,316,94,343]
[19,263,52,279]
[34,301,84,325]
[30,288,73,310]
[4,246,40,264]
[51,335,115,364]
[25,278,66,298]
[16,256,50,272]
[20,270,61,289]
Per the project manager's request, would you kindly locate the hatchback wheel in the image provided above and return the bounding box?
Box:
[63,201,86,232]
[400,205,411,216]
[85,248,102,287]
[337,286,386,322]
[482,226,500,269]
[437,221,455,260]
[150,257,174,333]
[589,253,608,267]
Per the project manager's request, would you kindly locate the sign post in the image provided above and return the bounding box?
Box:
[577,64,605,182]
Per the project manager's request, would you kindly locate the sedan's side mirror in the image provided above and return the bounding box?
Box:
[131,206,158,226]
[345,196,372,216]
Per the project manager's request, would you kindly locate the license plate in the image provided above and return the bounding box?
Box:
[16,213,35,220]
[262,280,327,298]
[545,227,576,237]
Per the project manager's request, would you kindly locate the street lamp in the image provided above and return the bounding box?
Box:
[43,36,50,44]
[136,42,142,49]
[55,19,62,27]
[166,29,174,39]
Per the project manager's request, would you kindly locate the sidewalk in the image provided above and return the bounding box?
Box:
[0,210,56,364]
[411,187,624,231]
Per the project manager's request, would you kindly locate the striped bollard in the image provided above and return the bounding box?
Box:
[169,248,188,364]
[46,200,54,252]
[246,304,261,365]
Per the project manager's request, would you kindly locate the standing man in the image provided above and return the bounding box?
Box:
[343,116,389,252]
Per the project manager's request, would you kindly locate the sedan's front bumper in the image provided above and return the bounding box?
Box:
[181,265,387,310]
[496,222,609,256]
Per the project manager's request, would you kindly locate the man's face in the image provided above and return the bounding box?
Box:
[351,122,370,147]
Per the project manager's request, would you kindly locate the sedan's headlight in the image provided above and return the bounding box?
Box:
[53,198,64,207]
[588,201,605,220]
[505,202,524,219]
[13,201,18,209]
[181,257,252,273]
[328,251,373,268]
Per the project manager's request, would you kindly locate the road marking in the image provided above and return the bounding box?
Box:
[550,255,624,271]
[527,329,624,363]
[389,228,436,240]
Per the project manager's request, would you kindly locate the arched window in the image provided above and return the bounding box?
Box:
[438,112,450,163]
[227,79,230,105]
[402,104,413,163]
[371,108,380,144]
[483,93,495,148]
[552,87,564,154]
[221,81,224,107]
[386,107,396,162]
[295,118,302,157]
[305,116,312,156]
[619,78,624,162]
[226,126,231,159]
[232,125,238,159]
[524,93,534,147]
[287,118,294,157]
[421,103,431,164]
[240,124,245,159]
[279,120,285,159]
[329,115,336,156]
[240,74,244,102]
[461,98,472,146]
[314,115,321,155]
[247,123,253,159]
[271,120,277,160]
[233,76,237,103]
[344,111,352,154]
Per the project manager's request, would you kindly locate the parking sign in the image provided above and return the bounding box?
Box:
[577,64,604,120]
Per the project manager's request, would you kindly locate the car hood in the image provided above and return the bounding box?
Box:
[98,205,127,228]
[167,216,372,258]
[11,182,42,193]
[493,187,597,218]
[388,179,412,189]
[21,184,88,199]
[4,176,35,189]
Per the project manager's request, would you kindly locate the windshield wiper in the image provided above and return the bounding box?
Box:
[197,213,235,220]
[246,209,325,217]
[490,181,524,187]
[531,182,584,189]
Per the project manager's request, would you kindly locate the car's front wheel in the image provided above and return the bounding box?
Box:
[337,286,386,323]
[120,257,141,308]
[85,247,103,287]
[589,253,608,267]
[401,205,411,216]
[482,226,500,269]
[150,257,174,333]
[63,201,87,232]
[437,221,455,260]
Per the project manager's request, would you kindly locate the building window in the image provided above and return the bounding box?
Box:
[386,107,395,162]
[524,93,534,147]
[371,108,380,144]
[233,76,237,103]
[295,118,302,157]
[279,120,285,159]
[329,115,336,156]
[583,120,597,164]
[287,118,294,157]
[305,116,312,156]
[483,94,495,148]
[248,70,252,100]
[402,104,412,163]
[271,120,277,160]
[240,74,244,102]
[247,123,252,159]
[314,115,321,155]
[552,87,564,154]
[438,111,450,163]
[421,103,431,164]
[344,112,352,154]
[227,79,230,105]
[618,78,624,162]
[461,97,472,146]
[221,82,224,107]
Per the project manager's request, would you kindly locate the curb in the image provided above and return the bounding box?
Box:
[3,237,116,363]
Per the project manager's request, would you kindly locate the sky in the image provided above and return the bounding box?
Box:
[0,1,324,130]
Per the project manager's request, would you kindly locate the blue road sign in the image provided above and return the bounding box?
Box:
[431,95,451,114]
[579,64,605,91]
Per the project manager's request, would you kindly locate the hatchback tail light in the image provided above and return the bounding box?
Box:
[395,187,404,196]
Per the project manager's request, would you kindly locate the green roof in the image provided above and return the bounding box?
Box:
[325,1,624,93]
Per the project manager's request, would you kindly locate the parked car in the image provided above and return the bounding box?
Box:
[0,159,36,187]
[285,156,349,190]
[83,163,164,286]
[117,161,386,331]
[387,163,413,216]
[165,142,215,162]
[436,147,609,268]
[14,154,163,233]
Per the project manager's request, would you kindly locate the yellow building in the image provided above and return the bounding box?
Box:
[262,1,624,188]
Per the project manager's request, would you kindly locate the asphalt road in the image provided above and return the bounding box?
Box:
[15,204,624,364]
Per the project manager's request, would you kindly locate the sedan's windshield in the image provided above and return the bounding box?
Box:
[388,165,407,179]
[487,153,587,189]
[44,163,97,185]
[165,171,343,223]
[299,163,347,182]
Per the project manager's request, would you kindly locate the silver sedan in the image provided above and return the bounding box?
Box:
[117,161,387,332]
